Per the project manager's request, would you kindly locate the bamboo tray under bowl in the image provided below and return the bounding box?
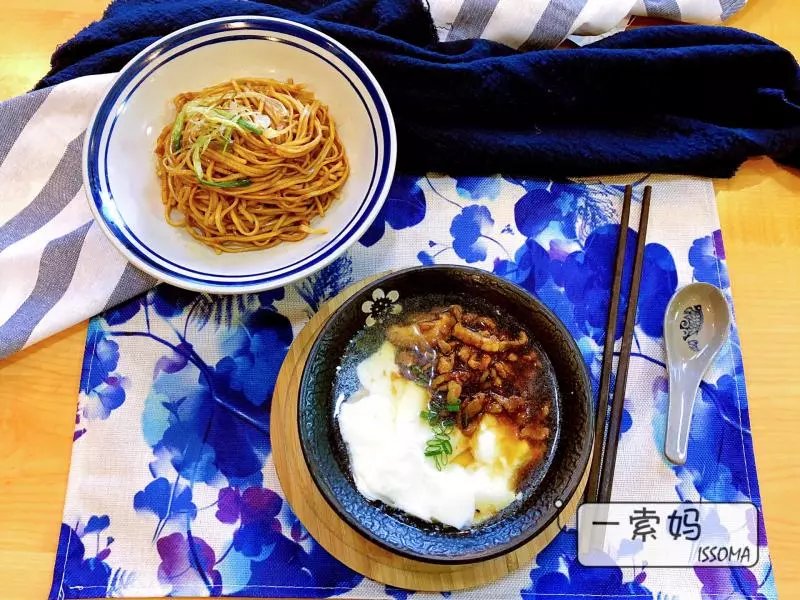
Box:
[271,269,592,591]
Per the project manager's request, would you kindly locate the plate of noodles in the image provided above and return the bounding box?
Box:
[83,16,396,293]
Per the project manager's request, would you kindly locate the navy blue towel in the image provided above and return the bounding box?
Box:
[41,0,800,177]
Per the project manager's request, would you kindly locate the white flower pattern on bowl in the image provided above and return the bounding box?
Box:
[361,288,401,326]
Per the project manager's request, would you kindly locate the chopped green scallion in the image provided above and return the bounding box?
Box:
[211,108,263,135]
[198,178,252,188]
[221,127,233,153]
[170,109,186,153]
[237,117,263,135]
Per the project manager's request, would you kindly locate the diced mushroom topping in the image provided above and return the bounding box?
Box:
[437,355,454,374]
[388,304,551,458]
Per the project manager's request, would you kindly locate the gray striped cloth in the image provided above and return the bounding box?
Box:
[0,0,748,359]
[0,75,156,358]
[431,0,747,49]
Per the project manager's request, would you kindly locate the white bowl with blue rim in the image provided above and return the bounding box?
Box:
[84,16,396,293]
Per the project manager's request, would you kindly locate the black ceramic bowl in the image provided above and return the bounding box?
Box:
[298,265,592,563]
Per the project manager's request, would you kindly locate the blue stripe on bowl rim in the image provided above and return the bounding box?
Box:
[84,16,395,291]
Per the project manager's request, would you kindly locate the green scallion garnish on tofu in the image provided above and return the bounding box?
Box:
[421,410,456,470]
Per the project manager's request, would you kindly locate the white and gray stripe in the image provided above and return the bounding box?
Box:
[447,0,501,42]
[0,134,84,253]
[0,221,92,355]
[720,0,746,20]
[103,263,158,311]
[439,0,745,48]
[0,87,52,166]
[26,223,136,348]
[521,0,590,50]
[643,0,682,20]
[0,74,156,359]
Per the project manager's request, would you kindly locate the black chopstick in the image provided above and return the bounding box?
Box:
[584,185,632,504]
[596,185,652,503]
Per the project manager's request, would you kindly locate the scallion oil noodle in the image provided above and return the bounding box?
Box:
[155,78,349,253]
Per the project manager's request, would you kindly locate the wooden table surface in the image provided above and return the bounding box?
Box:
[0,1,798,599]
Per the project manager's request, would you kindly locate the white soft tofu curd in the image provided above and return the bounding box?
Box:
[337,341,533,529]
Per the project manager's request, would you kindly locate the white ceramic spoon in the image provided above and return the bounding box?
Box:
[663,282,731,465]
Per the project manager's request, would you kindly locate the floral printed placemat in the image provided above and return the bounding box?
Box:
[49,174,776,600]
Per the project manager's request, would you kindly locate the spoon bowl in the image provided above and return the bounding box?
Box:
[663,283,731,465]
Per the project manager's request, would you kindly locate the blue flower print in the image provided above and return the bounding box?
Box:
[157,532,223,596]
[515,188,560,238]
[417,250,435,265]
[493,238,551,290]
[153,343,191,377]
[359,177,425,247]
[184,295,261,332]
[512,181,618,243]
[450,205,494,263]
[138,304,292,490]
[51,174,775,600]
[289,514,311,543]
[386,585,412,600]
[649,367,759,506]
[134,477,197,523]
[636,242,678,338]
[257,286,285,308]
[84,515,110,534]
[297,255,353,312]
[559,225,677,343]
[145,379,222,486]
[523,529,654,599]
[213,307,294,409]
[689,230,730,288]
[149,285,198,319]
[681,374,757,501]
[455,175,501,201]
[621,408,633,433]
[215,486,361,595]
[104,284,198,326]
[493,239,586,350]
[81,322,120,396]
[104,300,141,327]
[79,321,127,423]
[229,487,283,557]
[694,565,768,600]
[558,225,632,344]
[247,535,363,597]
[503,176,550,193]
[49,524,113,599]
[216,487,242,524]
[148,378,267,487]
[132,306,290,499]
[556,183,620,243]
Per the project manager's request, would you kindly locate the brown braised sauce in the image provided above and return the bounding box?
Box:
[386,304,551,475]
